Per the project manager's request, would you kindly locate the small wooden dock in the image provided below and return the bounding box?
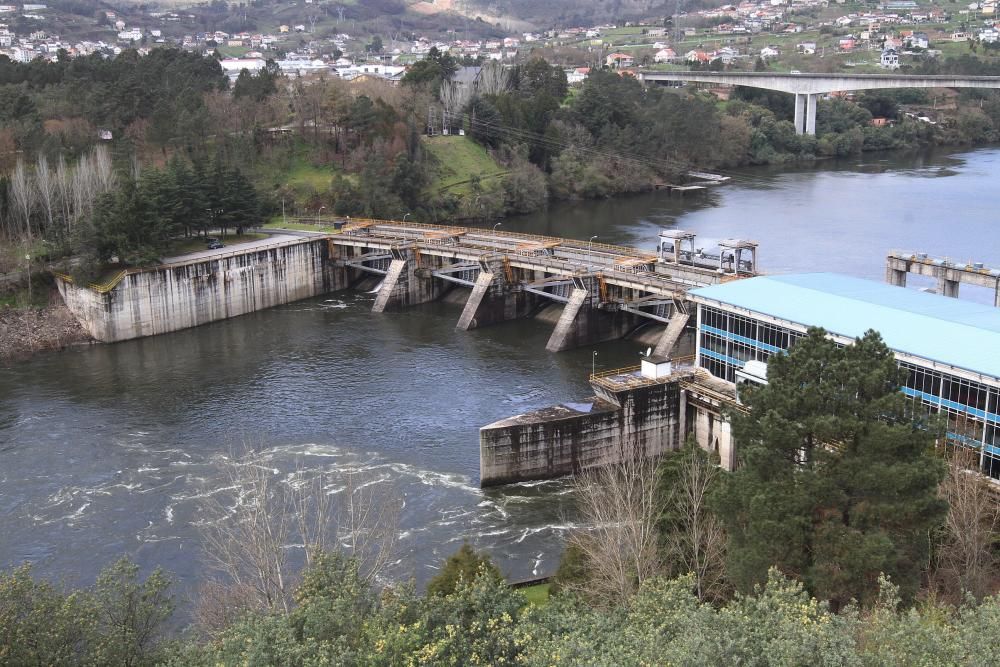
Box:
[654,183,708,196]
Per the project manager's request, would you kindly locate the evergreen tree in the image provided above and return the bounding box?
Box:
[426,543,502,597]
[713,328,947,609]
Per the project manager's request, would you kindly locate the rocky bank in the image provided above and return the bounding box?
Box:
[0,290,92,362]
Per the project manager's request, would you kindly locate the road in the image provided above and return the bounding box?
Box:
[159,233,301,264]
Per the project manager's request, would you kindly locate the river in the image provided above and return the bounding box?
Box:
[1,146,998,604]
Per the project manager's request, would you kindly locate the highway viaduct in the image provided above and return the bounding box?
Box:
[637,71,1000,135]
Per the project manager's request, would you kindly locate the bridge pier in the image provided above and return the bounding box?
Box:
[545,288,640,352]
[794,93,804,135]
[805,93,818,135]
[456,272,541,331]
[371,251,451,313]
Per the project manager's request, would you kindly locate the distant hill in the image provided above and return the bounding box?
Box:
[458,0,673,27]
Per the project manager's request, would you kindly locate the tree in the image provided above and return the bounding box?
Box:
[198,444,401,621]
[934,447,1000,600]
[426,543,502,597]
[0,564,97,665]
[658,442,728,602]
[566,454,664,605]
[92,557,173,667]
[714,329,947,609]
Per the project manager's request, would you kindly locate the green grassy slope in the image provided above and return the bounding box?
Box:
[422,135,507,196]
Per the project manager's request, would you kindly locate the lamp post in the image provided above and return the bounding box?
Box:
[492,222,502,233]
[588,235,598,272]
[403,212,411,222]
[592,350,598,378]
[318,206,325,227]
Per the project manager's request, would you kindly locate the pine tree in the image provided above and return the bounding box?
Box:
[713,328,947,609]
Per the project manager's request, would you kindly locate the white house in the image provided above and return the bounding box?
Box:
[880,47,900,69]
[760,46,780,59]
[654,47,676,63]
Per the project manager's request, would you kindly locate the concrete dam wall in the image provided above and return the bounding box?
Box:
[479,377,684,486]
[57,239,346,343]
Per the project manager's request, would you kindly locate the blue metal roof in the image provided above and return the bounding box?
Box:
[690,273,1000,381]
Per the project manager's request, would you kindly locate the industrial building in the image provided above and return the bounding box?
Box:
[687,273,1000,476]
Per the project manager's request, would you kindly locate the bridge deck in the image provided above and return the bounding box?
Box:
[327,219,744,295]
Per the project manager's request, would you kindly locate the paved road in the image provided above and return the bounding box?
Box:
[160,234,300,264]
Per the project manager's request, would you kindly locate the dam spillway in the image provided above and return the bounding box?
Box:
[54,219,759,354]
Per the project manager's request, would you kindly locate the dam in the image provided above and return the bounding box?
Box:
[54,220,758,356]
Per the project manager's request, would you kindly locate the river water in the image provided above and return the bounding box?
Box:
[1,146,998,601]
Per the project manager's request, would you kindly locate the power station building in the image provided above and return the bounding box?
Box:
[687,273,1000,477]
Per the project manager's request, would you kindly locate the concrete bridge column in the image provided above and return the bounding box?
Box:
[455,273,541,331]
[794,93,805,135]
[371,252,451,313]
[545,289,640,352]
[885,257,909,287]
[938,268,961,299]
[805,93,818,136]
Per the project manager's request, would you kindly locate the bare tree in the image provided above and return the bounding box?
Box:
[439,81,471,132]
[197,444,402,622]
[475,60,511,97]
[35,154,57,236]
[663,445,728,602]
[10,159,36,239]
[199,449,293,615]
[55,155,73,234]
[934,448,1000,600]
[335,470,401,583]
[567,452,664,604]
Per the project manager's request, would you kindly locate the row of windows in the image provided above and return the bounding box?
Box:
[702,306,803,352]
[698,305,1000,475]
[901,361,998,416]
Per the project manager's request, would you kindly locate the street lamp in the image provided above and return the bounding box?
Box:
[403,212,411,222]
[318,206,325,226]
[588,235,598,271]
[492,222,502,233]
[592,350,598,378]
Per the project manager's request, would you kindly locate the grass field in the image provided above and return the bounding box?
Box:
[263,219,342,233]
[520,583,551,606]
[423,135,507,196]
[255,144,345,199]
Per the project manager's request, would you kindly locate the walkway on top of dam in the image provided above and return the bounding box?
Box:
[321,218,757,298]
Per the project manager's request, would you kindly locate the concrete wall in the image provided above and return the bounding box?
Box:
[480,380,683,486]
[57,239,347,343]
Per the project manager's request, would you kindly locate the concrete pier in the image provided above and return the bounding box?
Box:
[480,365,689,486]
[456,272,540,331]
[885,251,1000,306]
[545,288,640,352]
[371,251,452,313]
[55,237,348,343]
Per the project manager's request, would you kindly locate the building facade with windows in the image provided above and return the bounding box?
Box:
[687,273,1000,476]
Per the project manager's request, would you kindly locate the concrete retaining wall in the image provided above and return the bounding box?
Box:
[57,239,347,343]
[480,379,683,486]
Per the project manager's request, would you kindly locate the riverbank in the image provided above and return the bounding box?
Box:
[0,288,92,362]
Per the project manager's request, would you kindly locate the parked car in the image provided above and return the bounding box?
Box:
[207,240,224,249]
